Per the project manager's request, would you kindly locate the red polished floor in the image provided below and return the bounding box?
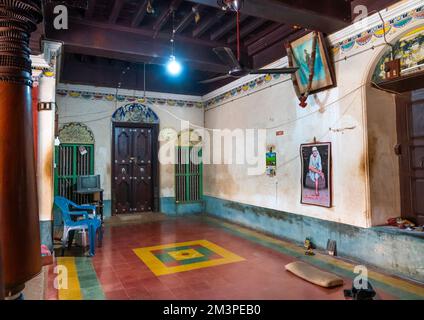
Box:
[46,216,423,300]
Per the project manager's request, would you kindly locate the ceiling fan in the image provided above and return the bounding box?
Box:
[200,0,298,84]
[199,47,299,84]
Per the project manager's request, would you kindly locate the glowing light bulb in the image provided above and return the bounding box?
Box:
[166,56,182,76]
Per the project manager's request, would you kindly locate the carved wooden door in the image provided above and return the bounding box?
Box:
[113,125,154,214]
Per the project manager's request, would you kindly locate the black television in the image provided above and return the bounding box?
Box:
[77,175,101,192]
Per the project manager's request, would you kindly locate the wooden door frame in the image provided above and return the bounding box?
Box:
[111,122,160,215]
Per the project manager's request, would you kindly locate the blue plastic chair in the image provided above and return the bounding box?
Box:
[54,196,103,256]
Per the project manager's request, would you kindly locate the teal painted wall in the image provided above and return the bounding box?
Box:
[204,195,424,282]
[40,220,53,252]
[160,197,203,215]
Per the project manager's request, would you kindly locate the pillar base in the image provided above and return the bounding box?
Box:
[40,220,53,252]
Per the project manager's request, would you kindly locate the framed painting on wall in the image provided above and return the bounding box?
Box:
[287,32,337,97]
[300,142,332,208]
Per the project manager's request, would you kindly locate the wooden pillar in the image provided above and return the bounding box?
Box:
[0,245,4,300]
[32,85,39,161]
[0,0,43,297]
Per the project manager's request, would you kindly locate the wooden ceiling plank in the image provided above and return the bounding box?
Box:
[175,4,201,34]
[65,18,227,48]
[85,0,97,18]
[131,0,149,27]
[45,18,228,73]
[153,0,184,38]
[192,10,225,38]
[244,22,282,47]
[186,0,350,33]
[210,14,248,41]
[251,29,309,69]
[227,18,266,44]
[247,24,296,56]
[109,0,125,24]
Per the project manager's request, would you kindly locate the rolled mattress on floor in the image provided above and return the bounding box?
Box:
[285,261,344,288]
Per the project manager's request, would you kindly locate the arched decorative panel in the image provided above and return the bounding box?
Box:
[372,26,424,83]
[58,122,95,145]
[177,129,203,147]
[112,103,159,123]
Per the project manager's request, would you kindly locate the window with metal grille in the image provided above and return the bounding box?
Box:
[175,146,202,203]
[54,144,94,204]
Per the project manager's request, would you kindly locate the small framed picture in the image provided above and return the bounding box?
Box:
[300,142,332,208]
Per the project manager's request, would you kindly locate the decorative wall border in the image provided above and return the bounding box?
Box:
[331,5,424,56]
[203,73,285,108]
[56,88,205,109]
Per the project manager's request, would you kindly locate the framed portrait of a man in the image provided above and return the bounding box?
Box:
[300,142,332,208]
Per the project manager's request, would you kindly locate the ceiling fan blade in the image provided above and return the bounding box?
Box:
[213,47,242,70]
[249,67,299,75]
[199,74,234,84]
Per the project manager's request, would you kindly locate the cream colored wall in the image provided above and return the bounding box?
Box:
[203,17,423,228]
[204,62,371,227]
[57,93,204,200]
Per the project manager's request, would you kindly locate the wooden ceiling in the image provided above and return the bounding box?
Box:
[39,0,400,95]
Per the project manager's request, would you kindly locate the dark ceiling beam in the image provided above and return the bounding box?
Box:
[192,10,225,38]
[350,0,401,20]
[153,0,184,38]
[251,29,309,69]
[64,18,226,48]
[227,18,266,44]
[61,54,216,96]
[85,0,96,18]
[210,14,248,41]
[131,0,149,27]
[45,19,228,73]
[244,22,282,47]
[247,24,297,56]
[175,4,201,34]
[109,0,125,24]
[186,0,350,33]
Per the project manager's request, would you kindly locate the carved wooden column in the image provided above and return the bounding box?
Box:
[0,0,43,298]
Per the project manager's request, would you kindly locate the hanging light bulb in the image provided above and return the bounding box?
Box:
[166,10,182,76]
[167,55,182,76]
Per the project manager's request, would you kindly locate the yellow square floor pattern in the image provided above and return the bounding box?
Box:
[168,248,204,261]
[133,240,245,276]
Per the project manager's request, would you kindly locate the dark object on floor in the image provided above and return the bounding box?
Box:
[304,238,315,256]
[326,239,337,256]
[285,261,344,288]
[344,281,376,300]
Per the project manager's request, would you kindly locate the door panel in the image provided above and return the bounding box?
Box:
[113,125,155,214]
[397,89,424,225]
[132,128,153,212]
